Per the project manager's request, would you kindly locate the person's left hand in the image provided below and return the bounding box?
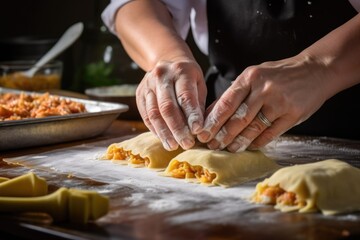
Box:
[197,55,332,152]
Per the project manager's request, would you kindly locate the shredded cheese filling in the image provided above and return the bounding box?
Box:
[167,160,216,184]
[253,185,305,208]
[0,92,86,121]
[104,145,150,166]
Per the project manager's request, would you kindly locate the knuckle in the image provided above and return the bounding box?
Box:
[232,114,251,127]
[172,126,189,138]
[147,106,162,120]
[177,90,194,107]
[217,98,236,113]
[152,66,166,78]
[215,127,228,141]
[248,121,264,134]
[172,61,185,71]
[244,65,262,80]
[158,100,176,116]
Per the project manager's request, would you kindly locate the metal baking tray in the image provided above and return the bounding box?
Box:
[0,87,129,151]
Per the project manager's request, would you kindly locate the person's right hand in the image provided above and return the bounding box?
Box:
[136,59,207,151]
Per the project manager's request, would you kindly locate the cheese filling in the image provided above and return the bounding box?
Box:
[253,185,305,208]
[104,145,150,166]
[167,160,216,184]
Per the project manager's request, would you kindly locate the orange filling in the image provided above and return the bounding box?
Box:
[104,145,150,166]
[254,185,305,207]
[0,92,86,121]
[168,160,216,184]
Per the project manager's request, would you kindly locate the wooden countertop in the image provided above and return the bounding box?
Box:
[1,119,360,240]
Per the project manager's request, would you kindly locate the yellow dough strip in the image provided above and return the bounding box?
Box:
[0,187,109,224]
[0,177,10,183]
[0,172,109,224]
[0,172,48,197]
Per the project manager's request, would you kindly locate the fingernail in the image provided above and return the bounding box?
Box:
[163,138,179,151]
[228,142,247,152]
[191,121,202,134]
[181,138,195,150]
[198,131,211,143]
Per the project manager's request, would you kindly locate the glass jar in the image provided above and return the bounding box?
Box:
[0,60,62,91]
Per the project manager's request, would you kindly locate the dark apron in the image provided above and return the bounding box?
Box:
[206,0,360,139]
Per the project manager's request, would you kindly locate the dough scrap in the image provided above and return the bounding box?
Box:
[252,159,360,215]
[102,132,184,169]
[163,147,280,187]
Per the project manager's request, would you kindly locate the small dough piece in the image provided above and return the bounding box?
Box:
[252,159,360,215]
[102,132,184,169]
[163,147,280,187]
[0,187,109,224]
[0,172,48,197]
[0,177,9,183]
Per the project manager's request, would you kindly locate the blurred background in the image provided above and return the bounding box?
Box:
[0,0,209,93]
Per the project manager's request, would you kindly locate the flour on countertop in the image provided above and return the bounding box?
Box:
[4,136,360,226]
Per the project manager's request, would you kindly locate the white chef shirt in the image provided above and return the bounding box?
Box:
[102,0,360,56]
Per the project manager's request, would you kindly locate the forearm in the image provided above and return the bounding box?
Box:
[299,13,360,98]
[114,0,195,71]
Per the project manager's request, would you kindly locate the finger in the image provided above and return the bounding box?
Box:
[208,88,264,150]
[249,117,294,150]
[226,135,252,153]
[145,89,179,151]
[197,77,250,143]
[174,72,206,135]
[155,74,195,150]
[207,103,250,150]
[136,89,155,133]
[227,108,274,152]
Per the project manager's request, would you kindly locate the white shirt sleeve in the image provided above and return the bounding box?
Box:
[101,0,208,55]
[101,0,192,38]
[101,0,131,35]
[159,0,192,40]
[162,0,208,54]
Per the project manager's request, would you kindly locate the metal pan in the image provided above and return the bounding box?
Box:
[0,87,129,151]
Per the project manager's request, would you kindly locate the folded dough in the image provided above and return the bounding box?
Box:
[102,132,184,169]
[252,159,360,215]
[163,147,280,187]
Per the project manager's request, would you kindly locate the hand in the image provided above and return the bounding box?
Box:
[197,55,332,152]
[136,59,207,151]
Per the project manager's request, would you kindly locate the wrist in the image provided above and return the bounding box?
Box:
[296,51,341,100]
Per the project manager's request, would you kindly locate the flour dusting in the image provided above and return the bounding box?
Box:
[4,135,360,226]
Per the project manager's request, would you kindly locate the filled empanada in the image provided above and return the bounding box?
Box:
[163,147,280,187]
[102,132,184,169]
[252,159,360,215]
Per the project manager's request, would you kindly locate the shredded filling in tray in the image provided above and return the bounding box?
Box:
[0,92,86,121]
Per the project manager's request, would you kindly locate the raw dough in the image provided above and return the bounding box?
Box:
[0,172,47,197]
[163,147,280,187]
[252,159,360,215]
[103,131,184,169]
